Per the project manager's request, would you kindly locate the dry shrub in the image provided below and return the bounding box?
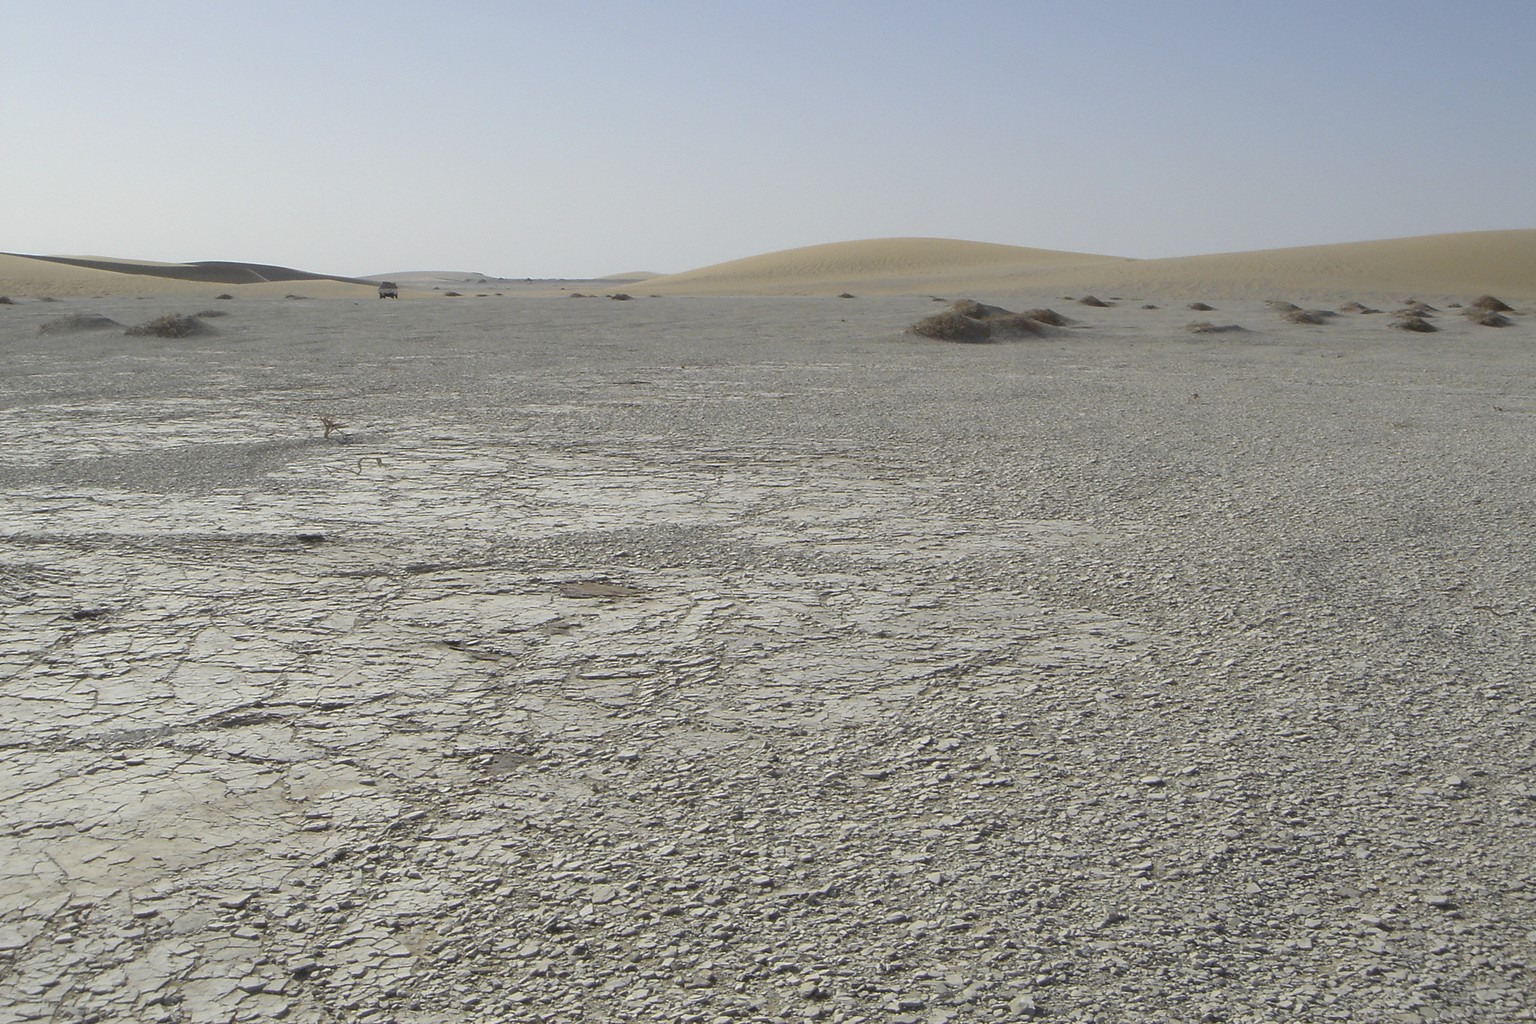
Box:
[125,313,210,338]
[910,310,992,342]
[443,291,463,297]
[1077,295,1111,307]
[568,292,587,298]
[1402,299,1438,312]
[0,296,13,305]
[1142,304,1158,310]
[1186,321,1246,334]
[1464,309,1513,327]
[1284,309,1333,325]
[1266,300,1300,312]
[1339,301,1381,314]
[986,314,1049,337]
[1393,307,1433,319]
[1187,302,1215,311]
[609,293,633,301]
[838,292,856,299]
[910,299,1057,342]
[194,309,229,318]
[40,313,123,334]
[1023,308,1072,326]
[950,298,993,319]
[1471,295,1513,312]
[1391,315,1438,333]
[215,293,234,300]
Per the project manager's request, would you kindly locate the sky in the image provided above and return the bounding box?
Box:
[3,0,1534,278]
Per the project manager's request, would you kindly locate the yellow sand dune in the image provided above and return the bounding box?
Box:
[643,237,1122,296]
[5,230,1533,303]
[0,253,376,299]
[644,231,1536,302]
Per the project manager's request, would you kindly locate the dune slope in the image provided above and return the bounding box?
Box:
[642,237,1123,296]
[0,253,375,298]
[644,231,1536,301]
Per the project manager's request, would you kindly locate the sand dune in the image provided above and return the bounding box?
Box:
[5,230,1533,303]
[644,230,1536,302]
[642,237,1123,296]
[0,253,376,299]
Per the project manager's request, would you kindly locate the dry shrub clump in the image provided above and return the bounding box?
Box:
[1464,309,1514,327]
[910,310,992,342]
[838,292,856,299]
[40,313,123,334]
[125,313,211,338]
[1284,308,1338,325]
[1187,302,1215,311]
[1401,299,1438,313]
[0,296,14,305]
[608,293,633,301]
[909,299,1053,343]
[1339,301,1381,314]
[987,313,1051,336]
[1471,295,1513,312]
[1390,315,1438,333]
[949,299,993,319]
[1077,295,1111,307]
[1185,321,1246,334]
[1266,300,1301,313]
[1023,308,1072,326]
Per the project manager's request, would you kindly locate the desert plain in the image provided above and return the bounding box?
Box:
[1,233,1534,1023]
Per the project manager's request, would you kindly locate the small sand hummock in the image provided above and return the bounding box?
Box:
[1283,308,1337,325]
[1022,308,1073,326]
[910,299,1056,343]
[1390,315,1438,333]
[125,313,212,338]
[1077,295,1111,307]
[1185,321,1247,334]
[40,313,124,334]
[1463,309,1514,327]
[1470,295,1514,312]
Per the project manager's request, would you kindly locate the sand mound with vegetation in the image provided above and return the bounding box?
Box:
[39,313,124,334]
[124,313,214,338]
[909,299,1064,343]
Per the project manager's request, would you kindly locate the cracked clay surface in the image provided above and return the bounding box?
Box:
[2,294,1533,1022]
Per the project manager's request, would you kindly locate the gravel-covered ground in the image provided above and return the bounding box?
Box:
[2,293,1533,1023]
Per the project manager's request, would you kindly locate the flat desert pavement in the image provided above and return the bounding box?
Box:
[2,239,1534,1022]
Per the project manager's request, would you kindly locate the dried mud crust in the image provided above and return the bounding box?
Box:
[1,295,1533,1023]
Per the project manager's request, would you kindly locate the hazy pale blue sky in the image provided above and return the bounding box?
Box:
[3,0,1533,277]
